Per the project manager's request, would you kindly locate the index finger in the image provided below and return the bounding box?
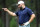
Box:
[2,8,6,9]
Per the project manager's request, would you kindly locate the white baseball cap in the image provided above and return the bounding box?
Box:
[18,1,24,4]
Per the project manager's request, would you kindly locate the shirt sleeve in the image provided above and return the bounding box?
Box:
[15,11,18,16]
[27,9,34,15]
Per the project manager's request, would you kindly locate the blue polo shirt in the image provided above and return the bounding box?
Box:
[15,7,34,24]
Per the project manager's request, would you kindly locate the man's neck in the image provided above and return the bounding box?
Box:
[22,5,25,9]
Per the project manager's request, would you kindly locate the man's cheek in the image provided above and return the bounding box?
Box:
[18,6,20,8]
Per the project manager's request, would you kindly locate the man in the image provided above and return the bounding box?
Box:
[2,1,35,27]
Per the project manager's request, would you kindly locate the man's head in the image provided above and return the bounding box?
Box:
[18,1,25,9]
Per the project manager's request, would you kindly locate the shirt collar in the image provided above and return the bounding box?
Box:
[20,6,27,10]
[22,6,27,10]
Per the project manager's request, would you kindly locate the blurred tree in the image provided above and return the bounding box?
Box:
[1,0,6,27]
[35,0,40,27]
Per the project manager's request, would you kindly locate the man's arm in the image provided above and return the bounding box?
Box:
[29,14,35,23]
[2,8,17,16]
[24,14,35,26]
[27,9,35,23]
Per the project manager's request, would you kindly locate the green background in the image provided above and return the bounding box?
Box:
[0,0,40,27]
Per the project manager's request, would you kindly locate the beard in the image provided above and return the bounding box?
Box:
[20,6,23,10]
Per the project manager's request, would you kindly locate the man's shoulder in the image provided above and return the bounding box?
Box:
[25,7,30,10]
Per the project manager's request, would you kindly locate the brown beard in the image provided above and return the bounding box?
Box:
[20,7,23,10]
